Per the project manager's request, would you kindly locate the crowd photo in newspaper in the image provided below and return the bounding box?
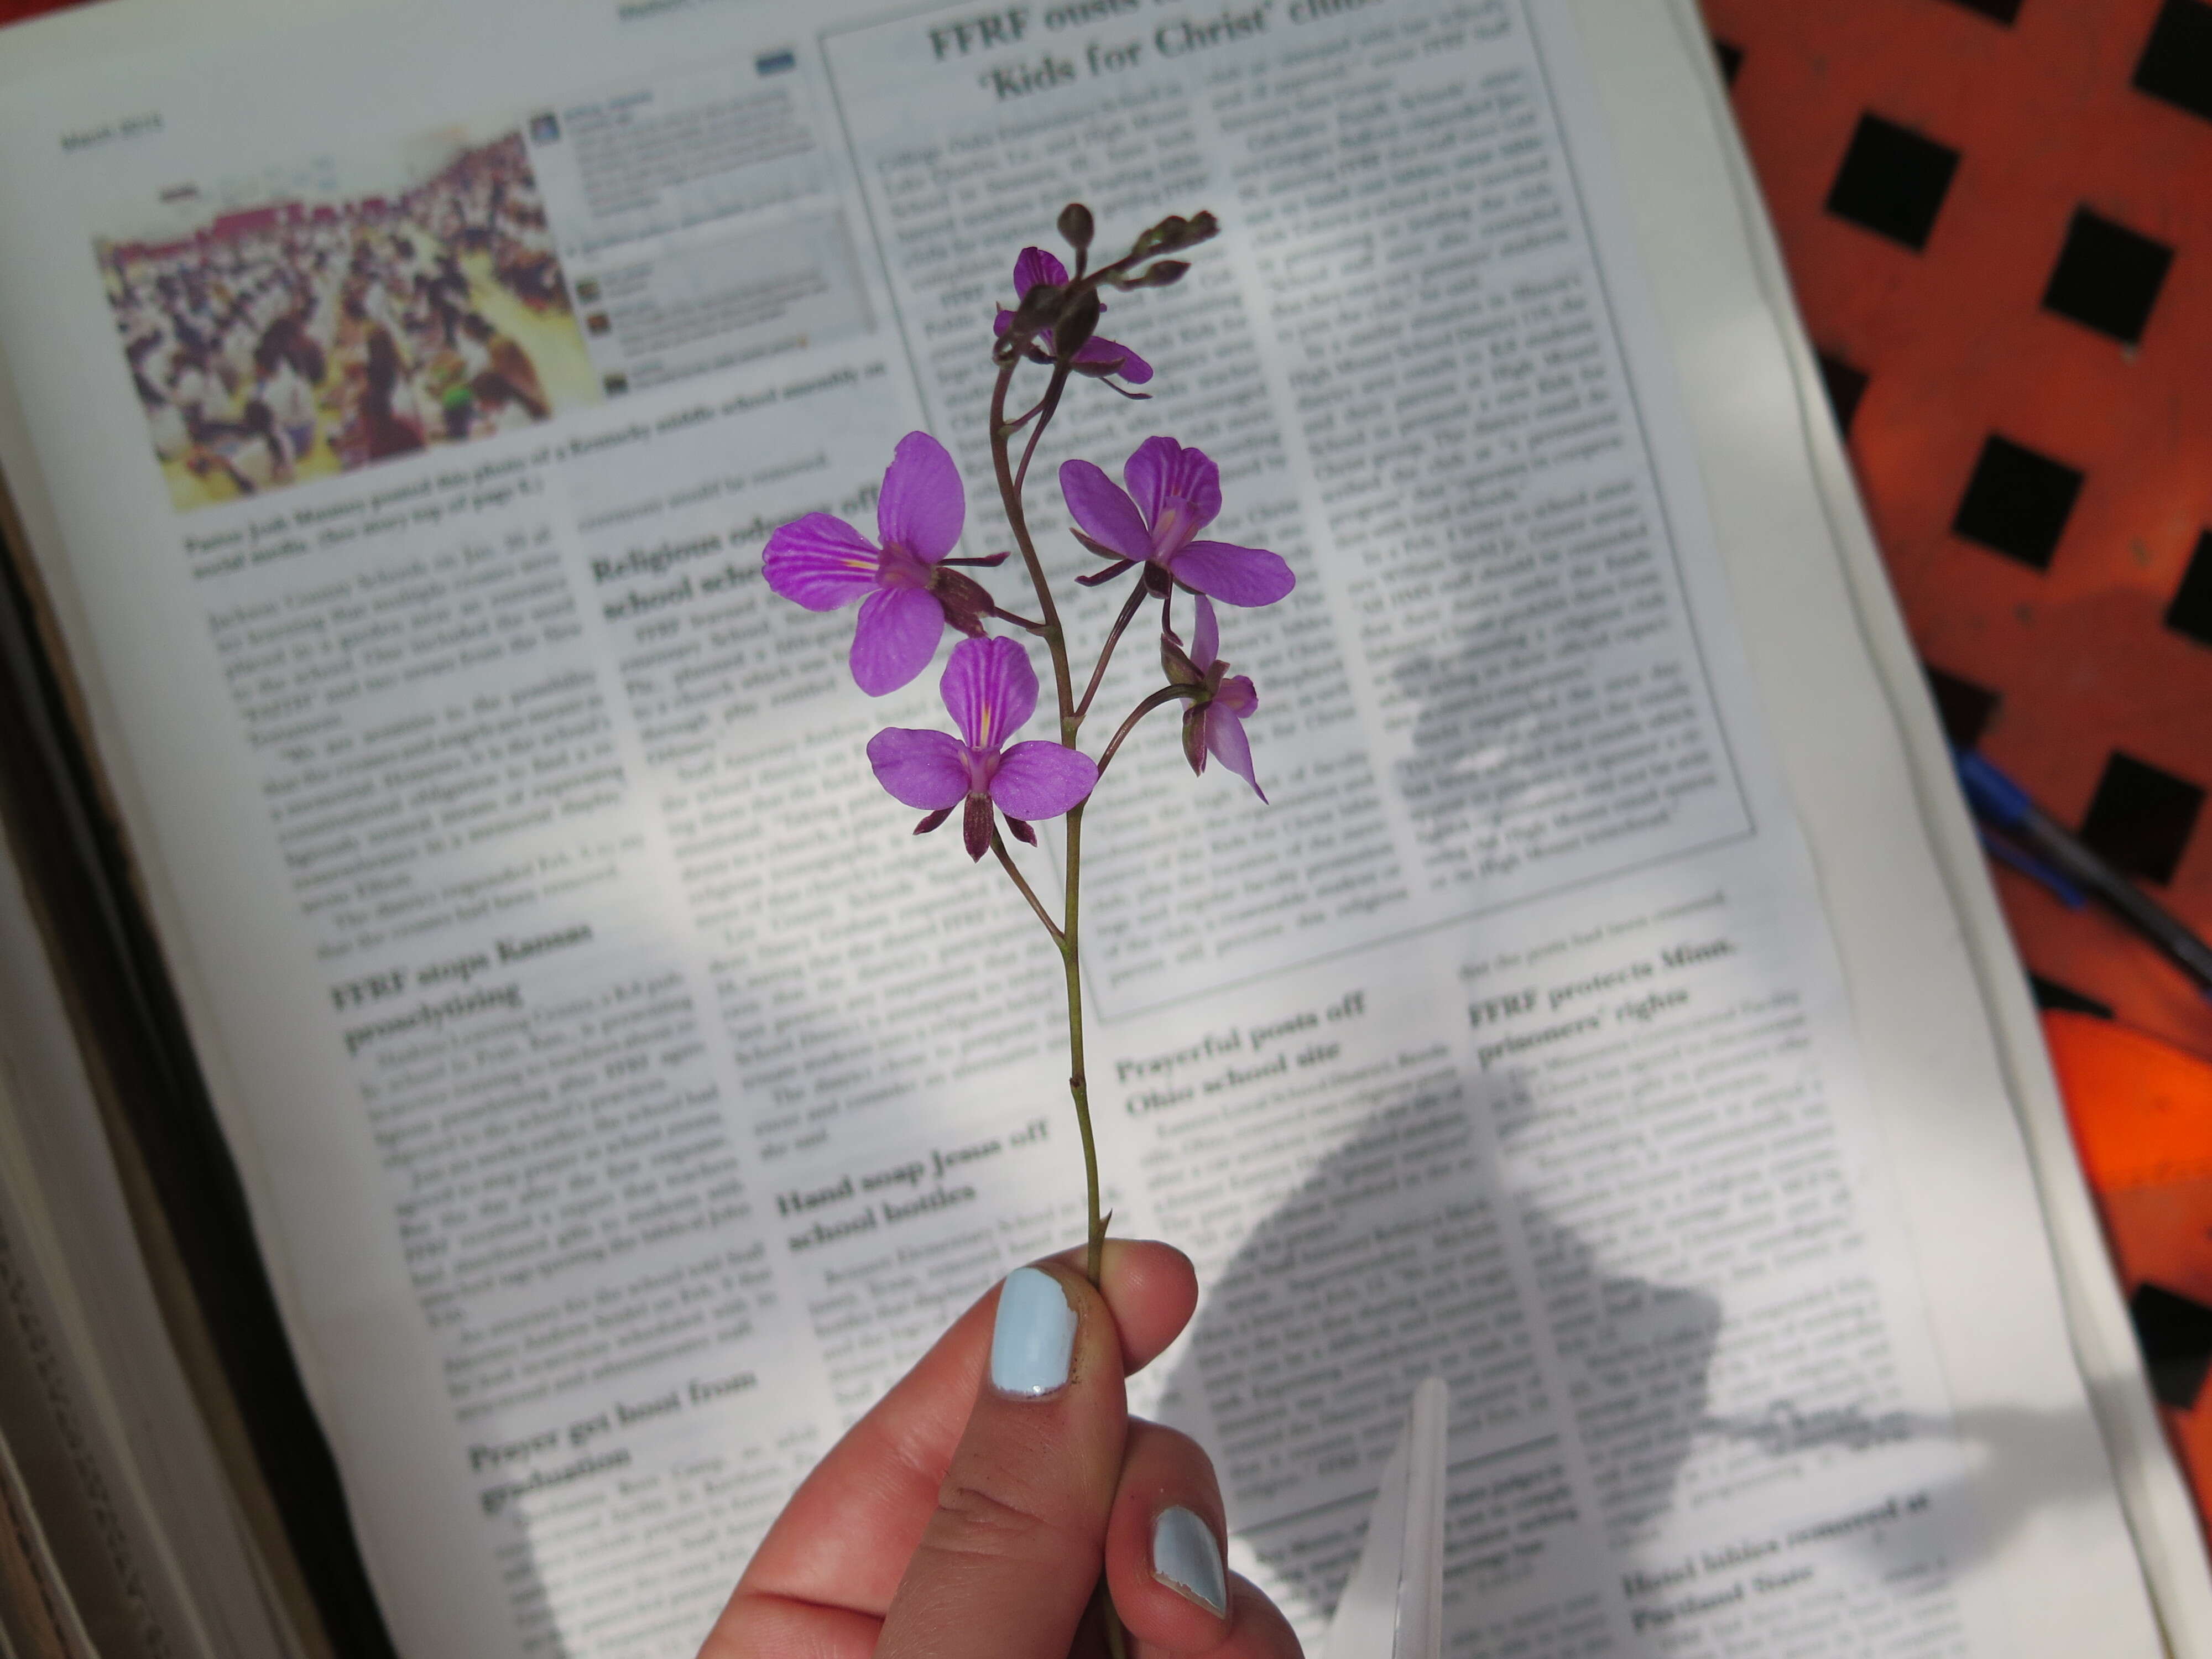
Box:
[98,124,596,511]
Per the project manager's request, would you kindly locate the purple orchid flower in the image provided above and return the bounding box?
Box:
[993,247,1154,385]
[1057,436,1295,607]
[1164,596,1265,801]
[761,431,1003,696]
[868,635,1098,861]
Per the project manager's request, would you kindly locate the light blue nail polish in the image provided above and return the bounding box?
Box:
[990,1267,1077,1396]
[1152,1506,1228,1617]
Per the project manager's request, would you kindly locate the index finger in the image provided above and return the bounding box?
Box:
[715,1239,1197,1633]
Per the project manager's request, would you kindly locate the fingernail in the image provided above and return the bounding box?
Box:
[990,1267,1077,1396]
[1152,1506,1228,1617]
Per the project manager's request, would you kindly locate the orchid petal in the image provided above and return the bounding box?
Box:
[762,513,880,610]
[1215,671,1259,719]
[1071,333,1154,385]
[1058,460,1153,562]
[991,740,1098,820]
[1204,703,1265,801]
[876,431,965,563]
[941,634,1037,752]
[867,727,968,810]
[1191,594,1220,671]
[1170,540,1295,607]
[1013,246,1068,296]
[1121,436,1177,526]
[1124,437,1222,530]
[852,586,945,696]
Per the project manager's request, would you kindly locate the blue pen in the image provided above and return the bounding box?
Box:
[1954,749,2212,999]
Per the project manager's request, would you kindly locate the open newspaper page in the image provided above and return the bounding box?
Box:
[0,0,2171,1655]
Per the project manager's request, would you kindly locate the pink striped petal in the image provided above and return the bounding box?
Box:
[867,727,969,810]
[1058,460,1153,562]
[941,635,1037,752]
[1013,246,1067,297]
[1124,437,1222,530]
[1170,540,1295,607]
[991,740,1098,820]
[876,431,964,563]
[1203,702,1264,801]
[762,513,880,610]
[852,585,944,696]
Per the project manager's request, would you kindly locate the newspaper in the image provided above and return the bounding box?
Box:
[0,0,2174,1654]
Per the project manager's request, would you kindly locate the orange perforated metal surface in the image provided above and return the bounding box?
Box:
[1703,0,2212,1057]
[2048,1010,2212,1541]
[1707,0,2212,1562]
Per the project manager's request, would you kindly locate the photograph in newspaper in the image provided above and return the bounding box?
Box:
[96,121,598,512]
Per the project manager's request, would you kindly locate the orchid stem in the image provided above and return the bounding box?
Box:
[997,395,1047,437]
[989,830,1063,945]
[982,232,1185,1659]
[1073,581,1151,727]
[1096,685,1199,779]
[988,352,1102,1288]
[1013,362,1072,500]
[1061,800,1103,1286]
[987,358,1074,735]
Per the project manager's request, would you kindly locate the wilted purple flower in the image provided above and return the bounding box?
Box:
[1164,596,1265,801]
[868,635,1098,861]
[1058,437,1293,606]
[762,431,1001,696]
[994,247,1154,385]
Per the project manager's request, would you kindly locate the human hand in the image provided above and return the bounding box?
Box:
[702,1240,1303,1657]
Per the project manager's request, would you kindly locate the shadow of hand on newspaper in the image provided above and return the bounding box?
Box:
[1142,1060,1723,1632]
[1138,1042,2140,1641]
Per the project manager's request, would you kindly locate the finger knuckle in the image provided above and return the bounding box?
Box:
[927,1479,1067,1564]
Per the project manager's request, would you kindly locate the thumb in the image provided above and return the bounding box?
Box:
[877,1261,1126,1658]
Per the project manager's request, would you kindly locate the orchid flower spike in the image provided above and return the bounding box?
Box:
[761,431,1001,696]
[868,636,1098,860]
[1163,596,1265,801]
[994,247,1154,385]
[1059,436,1294,606]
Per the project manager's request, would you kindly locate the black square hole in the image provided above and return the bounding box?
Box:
[2043,208,2174,344]
[2132,1283,2212,1411]
[2135,0,2212,125]
[2166,529,2212,648]
[1951,435,2083,570]
[1817,353,1869,434]
[1825,114,1960,251]
[1714,38,1744,85]
[1923,665,1999,750]
[2029,973,2114,1019]
[1944,0,2022,20]
[2080,750,2205,886]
